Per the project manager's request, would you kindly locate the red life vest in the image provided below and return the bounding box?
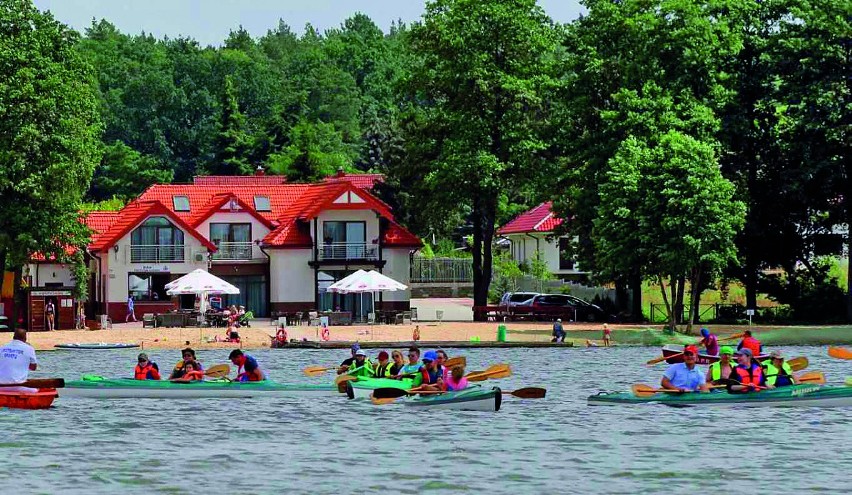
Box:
[276,328,287,343]
[741,337,761,356]
[735,364,763,387]
[134,363,158,380]
[183,370,204,380]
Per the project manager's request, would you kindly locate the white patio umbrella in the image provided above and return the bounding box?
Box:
[165,269,240,315]
[328,270,408,321]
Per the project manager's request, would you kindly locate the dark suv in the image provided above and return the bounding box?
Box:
[522,294,609,322]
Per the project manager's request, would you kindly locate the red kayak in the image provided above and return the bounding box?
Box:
[661,345,769,365]
[0,388,58,410]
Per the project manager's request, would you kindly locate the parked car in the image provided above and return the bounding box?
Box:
[499,292,539,308]
[520,294,609,322]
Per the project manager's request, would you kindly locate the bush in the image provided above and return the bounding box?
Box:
[761,260,847,323]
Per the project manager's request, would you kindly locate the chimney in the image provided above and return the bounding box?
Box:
[255,165,265,176]
[336,166,345,178]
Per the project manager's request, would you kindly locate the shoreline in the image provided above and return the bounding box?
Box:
[11,321,852,351]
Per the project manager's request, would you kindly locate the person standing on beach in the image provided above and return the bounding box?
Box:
[552,319,565,342]
[0,329,38,384]
[602,324,612,347]
[126,294,137,323]
[45,300,56,331]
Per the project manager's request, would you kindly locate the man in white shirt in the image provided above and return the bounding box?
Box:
[0,329,38,384]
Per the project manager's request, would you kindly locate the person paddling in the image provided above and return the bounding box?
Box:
[337,344,360,375]
[737,330,762,357]
[727,348,764,393]
[392,346,421,379]
[373,351,392,378]
[697,328,719,356]
[412,350,444,392]
[347,349,374,378]
[169,348,204,380]
[0,329,37,384]
[661,345,709,393]
[445,366,469,391]
[229,349,267,382]
[134,353,161,380]
[388,350,405,377]
[706,346,735,385]
[763,350,796,388]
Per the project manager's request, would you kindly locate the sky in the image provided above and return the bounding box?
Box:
[32,0,586,46]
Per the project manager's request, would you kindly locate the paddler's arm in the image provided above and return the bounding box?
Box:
[660,376,681,391]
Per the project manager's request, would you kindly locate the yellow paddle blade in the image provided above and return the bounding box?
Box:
[204,364,230,378]
[466,364,511,382]
[719,332,745,342]
[828,347,852,360]
[787,356,808,372]
[334,374,359,385]
[370,395,400,405]
[631,384,662,397]
[303,366,334,376]
[445,356,466,368]
[646,353,679,365]
[796,371,825,384]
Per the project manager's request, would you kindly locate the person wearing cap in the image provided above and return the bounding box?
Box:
[661,345,709,392]
[411,350,444,392]
[728,348,765,392]
[347,349,374,378]
[552,319,565,343]
[697,328,719,356]
[337,344,361,375]
[737,330,763,357]
[392,346,422,379]
[372,351,392,378]
[706,346,735,385]
[169,348,204,380]
[134,353,161,380]
[763,350,796,388]
[229,349,267,382]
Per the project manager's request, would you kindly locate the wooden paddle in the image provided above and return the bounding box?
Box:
[647,353,680,365]
[444,356,466,368]
[303,365,337,376]
[204,364,231,378]
[795,371,825,384]
[719,332,745,342]
[466,364,511,382]
[335,365,368,385]
[0,378,65,389]
[370,386,545,405]
[787,356,808,372]
[828,347,852,360]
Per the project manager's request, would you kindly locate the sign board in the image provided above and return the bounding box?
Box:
[32,290,71,296]
[745,309,755,316]
[138,265,171,273]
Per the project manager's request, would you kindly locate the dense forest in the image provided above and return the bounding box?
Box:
[3,0,849,324]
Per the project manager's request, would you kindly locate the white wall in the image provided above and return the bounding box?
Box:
[269,249,315,303]
[313,209,380,245]
[382,248,412,302]
[505,233,584,275]
[196,211,271,260]
[28,263,75,286]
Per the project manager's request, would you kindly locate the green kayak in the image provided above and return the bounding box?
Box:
[346,377,414,399]
[588,384,852,408]
[63,376,337,399]
[406,386,502,412]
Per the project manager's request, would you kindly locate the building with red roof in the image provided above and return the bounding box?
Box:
[497,202,586,278]
[26,171,420,327]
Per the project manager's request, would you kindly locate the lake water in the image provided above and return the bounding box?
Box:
[2,345,851,494]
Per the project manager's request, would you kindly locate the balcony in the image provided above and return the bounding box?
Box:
[130,245,185,263]
[211,242,253,261]
[318,242,378,261]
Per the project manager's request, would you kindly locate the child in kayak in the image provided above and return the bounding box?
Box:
[445,366,469,391]
[169,348,204,380]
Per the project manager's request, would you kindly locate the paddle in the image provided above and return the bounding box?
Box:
[303,365,337,377]
[335,365,368,385]
[828,347,852,360]
[795,371,825,384]
[646,353,680,365]
[170,364,230,382]
[787,356,808,372]
[466,364,511,382]
[370,386,545,405]
[719,332,745,342]
[0,378,65,389]
[445,356,466,368]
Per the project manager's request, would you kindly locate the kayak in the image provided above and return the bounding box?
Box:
[661,344,769,365]
[405,386,502,412]
[346,377,414,400]
[588,384,852,408]
[0,388,58,409]
[62,376,337,399]
[55,343,139,350]
[846,377,852,387]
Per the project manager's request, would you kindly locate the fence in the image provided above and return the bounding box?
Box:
[410,257,473,283]
[647,303,788,324]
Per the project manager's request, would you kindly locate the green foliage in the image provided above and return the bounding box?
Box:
[81,197,126,212]
[418,243,435,259]
[762,259,847,323]
[209,75,253,175]
[267,119,354,181]
[525,250,553,292]
[91,141,173,200]
[489,250,524,303]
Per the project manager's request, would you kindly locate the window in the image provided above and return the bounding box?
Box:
[558,238,574,270]
[173,196,190,211]
[322,221,366,244]
[210,223,252,244]
[128,273,172,302]
[130,217,185,262]
[254,196,271,212]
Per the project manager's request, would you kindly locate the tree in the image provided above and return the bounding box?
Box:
[0,0,102,327]
[91,141,174,200]
[266,119,353,181]
[401,0,560,319]
[208,75,253,175]
[595,131,745,332]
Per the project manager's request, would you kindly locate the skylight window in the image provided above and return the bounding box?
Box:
[254,196,271,212]
[173,196,190,212]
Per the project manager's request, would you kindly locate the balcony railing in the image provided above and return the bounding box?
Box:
[130,244,185,263]
[212,242,253,261]
[318,242,378,261]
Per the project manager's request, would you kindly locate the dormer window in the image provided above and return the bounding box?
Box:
[173,196,190,212]
[254,196,271,212]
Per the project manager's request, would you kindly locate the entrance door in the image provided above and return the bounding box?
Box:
[346,223,366,258]
[30,298,45,331]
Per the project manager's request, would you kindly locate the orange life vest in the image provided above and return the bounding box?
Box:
[735,364,763,387]
[134,363,158,380]
[276,328,287,343]
[740,337,761,356]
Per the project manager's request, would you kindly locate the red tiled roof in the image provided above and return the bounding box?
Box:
[193,175,287,186]
[383,221,422,248]
[84,211,122,244]
[89,200,217,252]
[323,173,384,190]
[188,193,277,230]
[497,202,563,235]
